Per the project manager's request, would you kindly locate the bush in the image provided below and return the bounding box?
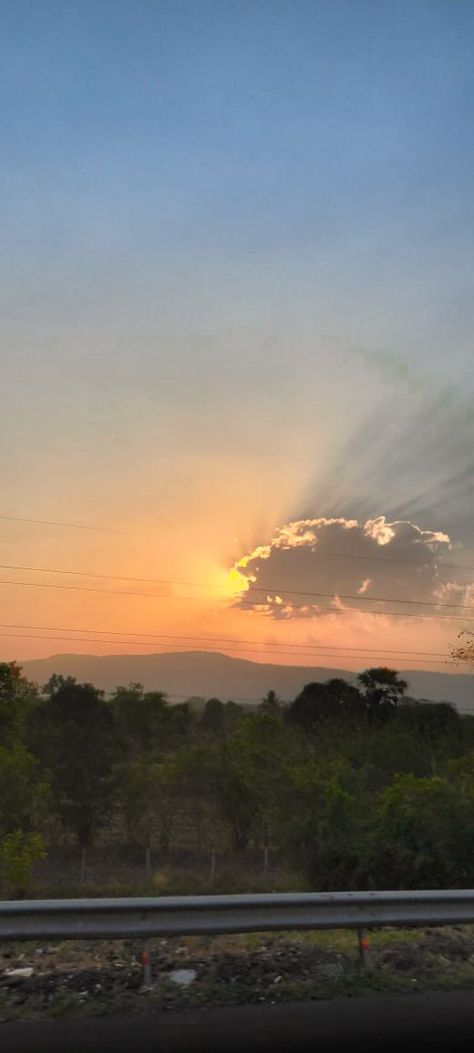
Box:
[0,830,46,898]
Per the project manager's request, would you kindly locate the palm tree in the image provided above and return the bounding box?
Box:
[358,667,408,714]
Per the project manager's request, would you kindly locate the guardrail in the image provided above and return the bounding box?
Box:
[2,889,474,942]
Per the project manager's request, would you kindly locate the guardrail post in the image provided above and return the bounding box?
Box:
[358,928,373,971]
[142,941,152,987]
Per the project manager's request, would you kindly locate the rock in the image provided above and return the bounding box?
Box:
[168,968,197,987]
[4,967,34,979]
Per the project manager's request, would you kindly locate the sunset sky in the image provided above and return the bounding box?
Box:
[2,1,474,675]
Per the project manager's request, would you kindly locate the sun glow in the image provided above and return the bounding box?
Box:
[222,565,251,597]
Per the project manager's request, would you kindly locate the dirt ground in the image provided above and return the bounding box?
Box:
[2,926,474,1021]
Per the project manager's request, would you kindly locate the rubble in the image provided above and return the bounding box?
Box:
[168,969,197,987]
[3,968,34,980]
[1,927,474,1020]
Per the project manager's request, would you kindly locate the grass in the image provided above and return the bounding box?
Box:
[31,860,310,900]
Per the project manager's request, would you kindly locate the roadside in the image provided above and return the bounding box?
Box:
[2,925,474,1021]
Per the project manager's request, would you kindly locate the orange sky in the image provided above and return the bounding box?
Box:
[0,508,466,678]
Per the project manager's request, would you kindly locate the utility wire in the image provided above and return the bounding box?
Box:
[0,575,473,618]
[2,561,474,608]
[0,514,208,543]
[0,621,449,658]
[0,631,450,665]
[2,513,474,573]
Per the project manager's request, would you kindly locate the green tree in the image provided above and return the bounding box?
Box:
[369,772,474,887]
[42,674,77,696]
[0,662,38,746]
[111,683,168,756]
[325,679,364,718]
[111,685,192,756]
[118,752,183,873]
[37,681,116,852]
[0,830,46,898]
[0,744,49,837]
[214,714,292,858]
[280,755,359,887]
[288,679,361,728]
[288,682,334,728]
[397,701,460,740]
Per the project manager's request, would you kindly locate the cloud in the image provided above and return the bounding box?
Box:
[231,516,473,620]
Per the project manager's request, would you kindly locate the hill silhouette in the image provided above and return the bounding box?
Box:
[20,650,474,711]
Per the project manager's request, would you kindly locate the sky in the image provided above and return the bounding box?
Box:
[1,0,474,676]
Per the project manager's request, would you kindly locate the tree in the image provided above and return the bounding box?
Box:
[0,831,46,898]
[42,674,77,696]
[258,690,283,716]
[0,662,38,746]
[118,752,182,872]
[200,698,226,736]
[111,683,168,756]
[358,667,408,718]
[214,714,292,858]
[111,685,192,756]
[397,701,460,740]
[288,680,356,728]
[200,698,245,739]
[324,679,364,718]
[172,741,227,860]
[288,682,331,728]
[281,755,358,889]
[368,771,474,888]
[0,743,49,837]
[37,681,116,852]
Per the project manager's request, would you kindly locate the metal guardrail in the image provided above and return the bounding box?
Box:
[1,890,474,942]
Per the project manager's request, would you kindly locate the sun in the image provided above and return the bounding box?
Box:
[221,565,250,598]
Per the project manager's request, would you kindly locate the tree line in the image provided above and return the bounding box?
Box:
[1,659,473,896]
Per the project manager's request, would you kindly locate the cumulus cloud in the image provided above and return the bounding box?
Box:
[231,516,474,620]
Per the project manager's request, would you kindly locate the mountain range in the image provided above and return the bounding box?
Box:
[20,650,474,712]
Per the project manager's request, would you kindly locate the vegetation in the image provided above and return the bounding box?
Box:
[1,659,474,896]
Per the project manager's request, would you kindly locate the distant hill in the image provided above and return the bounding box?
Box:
[20,650,474,712]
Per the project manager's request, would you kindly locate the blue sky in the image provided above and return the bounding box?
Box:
[1,1,474,662]
[2,0,474,350]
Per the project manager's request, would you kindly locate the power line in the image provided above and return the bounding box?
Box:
[0,622,450,658]
[0,514,211,544]
[0,627,451,662]
[243,588,474,611]
[2,561,474,608]
[0,631,452,666]
[2,513,474,573]
[1,575,474,619]
[0,563,220,588]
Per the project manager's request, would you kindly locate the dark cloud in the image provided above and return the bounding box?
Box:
[231,516,474,620]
